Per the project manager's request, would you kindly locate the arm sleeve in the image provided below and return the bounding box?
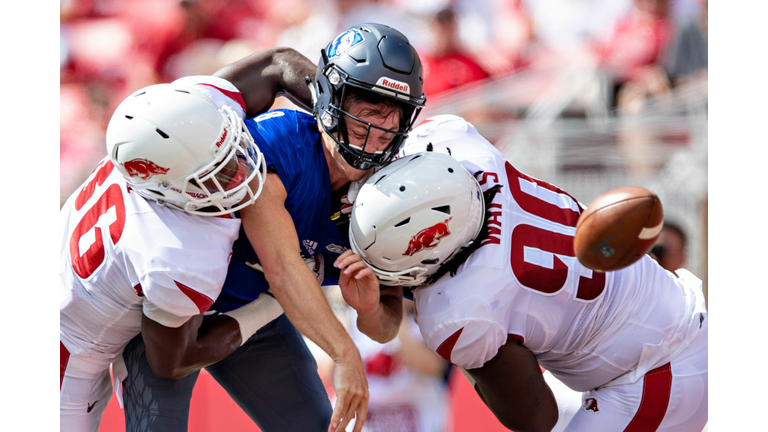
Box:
[424,319,507,370]
[141,271,220,328]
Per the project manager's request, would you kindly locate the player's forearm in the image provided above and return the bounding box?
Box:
[214,47,316,117]
[355,294,403,343]
[271,47,317,111]
[142,314,242,380]
[266,262,360,363]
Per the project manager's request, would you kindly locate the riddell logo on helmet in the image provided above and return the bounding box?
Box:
[123,159,170,180]
[403,217,452,256]
[214,129,228,148]
[376,77,410,93]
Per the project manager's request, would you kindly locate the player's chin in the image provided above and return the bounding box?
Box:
[344,165,371,182]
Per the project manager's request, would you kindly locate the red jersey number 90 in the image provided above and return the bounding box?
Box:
[69,160,127,279]
[505,162,606,301]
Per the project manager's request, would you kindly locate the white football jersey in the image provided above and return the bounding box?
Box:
[60,157,241,364]
[60,76,247,364]
[401,115,707,392]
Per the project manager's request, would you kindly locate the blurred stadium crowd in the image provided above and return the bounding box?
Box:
[60,0,707,204]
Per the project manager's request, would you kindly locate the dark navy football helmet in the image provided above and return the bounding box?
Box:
[313,23,426,170]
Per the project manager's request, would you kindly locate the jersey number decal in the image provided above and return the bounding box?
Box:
[69,161,127,279]
[505,162,606,301]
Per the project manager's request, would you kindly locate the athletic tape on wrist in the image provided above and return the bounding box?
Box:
[223,294,284,346]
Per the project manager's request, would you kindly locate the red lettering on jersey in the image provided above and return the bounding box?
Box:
[436,327,464,364]
[477,171,499,187]
[511,224,570,294]
[504,161,606,301]
[133,283,144,297]
[75,160,114,210]
[70,183,127,279]
[174,281,214,314]
[480,203,502,247]
[510,224,606,299]
[505,162,582,227]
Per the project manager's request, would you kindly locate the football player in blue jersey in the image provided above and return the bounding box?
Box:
[120,23,425,432]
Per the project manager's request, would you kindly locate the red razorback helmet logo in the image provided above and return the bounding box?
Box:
[583,398,599,413]
[403,217,452,256]
[123,158,170,180]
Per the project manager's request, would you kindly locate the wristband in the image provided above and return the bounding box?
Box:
[223,294,284,346]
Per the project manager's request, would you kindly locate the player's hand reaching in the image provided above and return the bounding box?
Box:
[329,351,369,432]
[335,250,380,314]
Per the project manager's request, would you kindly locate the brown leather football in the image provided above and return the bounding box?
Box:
[574,186,664,272]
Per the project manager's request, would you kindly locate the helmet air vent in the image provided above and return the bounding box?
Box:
[155,129,170,139]
[432,205,450,215]
[394,218,410,227]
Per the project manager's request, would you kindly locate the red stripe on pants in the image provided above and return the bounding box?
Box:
[624,362,673,431]
[60,341,70,389]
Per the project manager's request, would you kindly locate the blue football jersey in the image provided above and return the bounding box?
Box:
[213,110,349,312]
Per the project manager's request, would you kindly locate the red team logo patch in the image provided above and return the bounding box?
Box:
[123,158,170,180]
[403,217,452,256]
[583,398,599,412]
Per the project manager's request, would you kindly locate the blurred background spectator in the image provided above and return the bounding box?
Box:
[651,220,689,273]
[328,300,452,432]
[62,2,708,430]
[421,7,490,98]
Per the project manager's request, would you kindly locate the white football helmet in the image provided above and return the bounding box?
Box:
[106,83,266,216]
[350,152,485,286]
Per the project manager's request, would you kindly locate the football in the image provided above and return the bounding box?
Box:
[574,186,664,272]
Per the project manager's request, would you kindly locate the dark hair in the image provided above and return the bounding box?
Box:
[341,86,405,119]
